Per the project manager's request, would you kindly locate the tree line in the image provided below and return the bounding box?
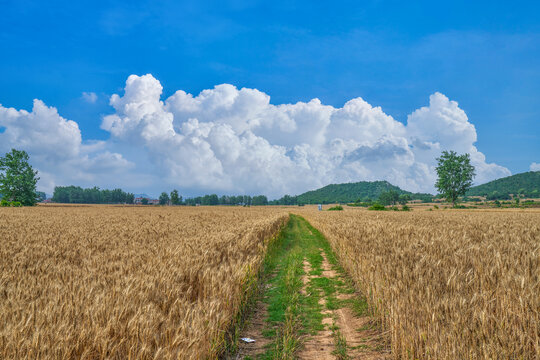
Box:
[52,186,135,204]
[50,186,273,206]
[170,193,269,206]
[1,148,483,208]
[466,171,540,199]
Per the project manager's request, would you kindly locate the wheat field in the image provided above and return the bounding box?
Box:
[1,205,538,359]
[0,205,288,359]
[298,207,540,359]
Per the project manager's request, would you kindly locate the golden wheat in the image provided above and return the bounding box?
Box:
[0,205,288,359]
[298,207,540,359]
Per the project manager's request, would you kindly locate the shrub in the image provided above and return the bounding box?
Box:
[433,205,439,209]
[1,199,10,207]
[402,205,411,211]
[368,203,386,211]
[327,205,344,211]
[10,201,22,207]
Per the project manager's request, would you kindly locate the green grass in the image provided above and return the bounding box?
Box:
[253,215,337,359]
[236,214,375,359]
[332,329,350,360]
[221,218,288,357]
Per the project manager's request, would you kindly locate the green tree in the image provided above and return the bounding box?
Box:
[36,191,47,202]
[141,198,149,205]
[252,195,268,206]
[170,189,181,205]
[435,150,475,207]
[0,149,40,206]
[378,190,399,206]
[51,185,133,204]
[398,194,411,206]
[159,192,170,205]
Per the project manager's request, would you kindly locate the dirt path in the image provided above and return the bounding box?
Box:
[232,215,390,359]
[298,258,335,359]
[323,249,390,360]
[297,249,390,360]
[236,300,272,358]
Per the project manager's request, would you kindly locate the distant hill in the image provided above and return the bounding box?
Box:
[467,171,540,198]
[296,181,433,204]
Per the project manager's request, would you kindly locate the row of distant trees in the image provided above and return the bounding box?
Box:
[168,151,474,207]
[158,192,269,206]
[484,189,539,200]
[350,191,411,207]
[1,148,483,208]
[52,186,135,204]
[50,186,273,206]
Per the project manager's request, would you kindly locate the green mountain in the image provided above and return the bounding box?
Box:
[466,171,540,198]
[296,180,433,204]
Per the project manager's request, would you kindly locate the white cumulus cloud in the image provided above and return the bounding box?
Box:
[0,100,134,194]
[0,74,512,197]
[406,92,511,186]
[81,91,98,103]
[530,162,540,171]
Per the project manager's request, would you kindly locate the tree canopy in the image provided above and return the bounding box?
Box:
[52,186,134,204]
[182,194,269,206]
[294,180,433,204]
[159,192,170,205]
[170,189,181,205]
[435,151,475,206]
[466,171,540,199]
[0,149,40,206]
[378,190,400,206]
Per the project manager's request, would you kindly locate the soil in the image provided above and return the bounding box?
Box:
[236,300,273,358]
[297,258,336,360]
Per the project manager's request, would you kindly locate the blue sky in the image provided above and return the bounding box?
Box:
[0,0,539,196]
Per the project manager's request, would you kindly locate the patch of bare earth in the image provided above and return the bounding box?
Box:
[298,257,336,360]
[238,245,391,360]
[321,251,338,278]
[334,304,390,359]
[235,300,272,358]
[235,270,279,359]
[321,252,391,360]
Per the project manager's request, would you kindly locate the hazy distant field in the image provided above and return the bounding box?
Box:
[298,207,540,359]
[0,206,287,359]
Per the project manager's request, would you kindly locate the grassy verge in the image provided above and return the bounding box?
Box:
[250,214,334,359]
[261,215,308,359]
[235,214,377,359]
[259,215,357,358]
[220,217,289,357]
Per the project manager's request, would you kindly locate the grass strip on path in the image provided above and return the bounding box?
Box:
[236,214,389,360]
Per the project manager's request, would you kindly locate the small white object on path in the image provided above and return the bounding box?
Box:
[240,337,256,343]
